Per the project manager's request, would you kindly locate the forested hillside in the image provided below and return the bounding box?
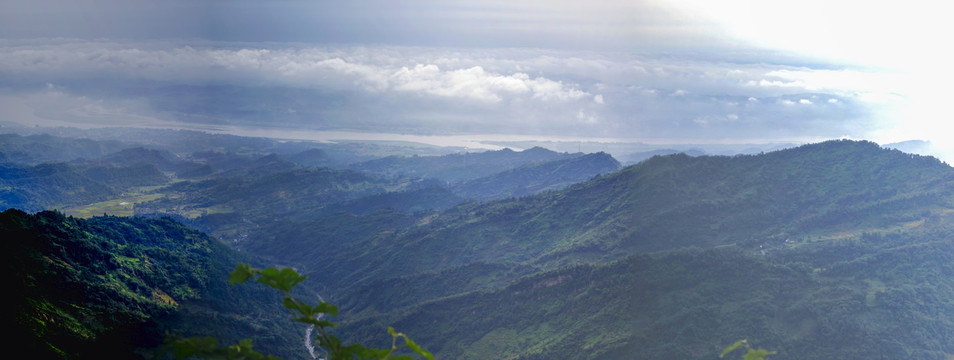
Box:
[342,237,954,359]
[244,140,953,288]
[238,140,954,359]
[10,136,954,359]
[3,210,307,360]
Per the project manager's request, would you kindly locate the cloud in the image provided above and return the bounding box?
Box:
[0,90,173,129]
[0,40,888,142]
[693,114,739,126]
[0,0,736,52]
[0,42,591,105]
[577,109,598,124]
[387,64,590,103]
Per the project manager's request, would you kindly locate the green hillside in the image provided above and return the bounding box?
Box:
[247,140,951,289]
[3,210,307,360]
[11,138,954,359]
[342,239,954,359]
[235,140,954,359]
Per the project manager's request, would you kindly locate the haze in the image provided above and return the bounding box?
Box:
[1,0,950,159]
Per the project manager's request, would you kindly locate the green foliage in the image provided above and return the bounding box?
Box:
[162,336,280,360]
[720,340,775,360]
[4,209,304,359]
[167,264,432,360]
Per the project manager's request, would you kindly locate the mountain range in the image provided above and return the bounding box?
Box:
[6,131,954,359]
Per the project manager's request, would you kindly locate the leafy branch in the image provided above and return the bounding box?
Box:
[163,264,433,360]
[720,339,775,360]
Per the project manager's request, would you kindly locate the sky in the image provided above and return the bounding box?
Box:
[1,0,951,158]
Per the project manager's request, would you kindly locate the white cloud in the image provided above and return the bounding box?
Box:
[0,40,889,142]
[693,113,740,126]
[388,64,590,103]
[799,99,812,105]
[576,109,598,124]
[0,42,593,105]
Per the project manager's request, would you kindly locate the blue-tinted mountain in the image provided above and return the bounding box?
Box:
[0,133,130,165]
[620,148,705,165]
[14,137,954,360]
[133,154,454,240]
[450,152,621,201]
[297,140,950,284]
[0,163,131,211]
[95,147,194,172]
[313,140,954,359]
[348,147,582,183]
[281,148,341,169]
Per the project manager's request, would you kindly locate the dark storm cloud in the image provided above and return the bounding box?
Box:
[0,0,732,50]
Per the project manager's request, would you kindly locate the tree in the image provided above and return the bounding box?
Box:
[163,264,433,360]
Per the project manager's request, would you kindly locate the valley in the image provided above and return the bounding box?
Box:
[6,128,954,359]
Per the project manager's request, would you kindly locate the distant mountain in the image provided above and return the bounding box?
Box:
[348,147,581,183]
[5,126,475,164]
[13,137,954,359]
[451,152,622,201]
[235,141,954,330]
[312,140,951,282]
[3,210,306,360]
[0,163,124,211]
[133,154,443,240]
[620,148,705,165]
[0,146,185,212]
[0,133,131,165]
[882,139,949,161]
[185,150,257,173]
[96,147,192,172]
[309,140,954,359]
[281,148,340,169]
[80,163,168,189]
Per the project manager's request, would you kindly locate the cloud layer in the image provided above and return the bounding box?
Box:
[0,40,900,142]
